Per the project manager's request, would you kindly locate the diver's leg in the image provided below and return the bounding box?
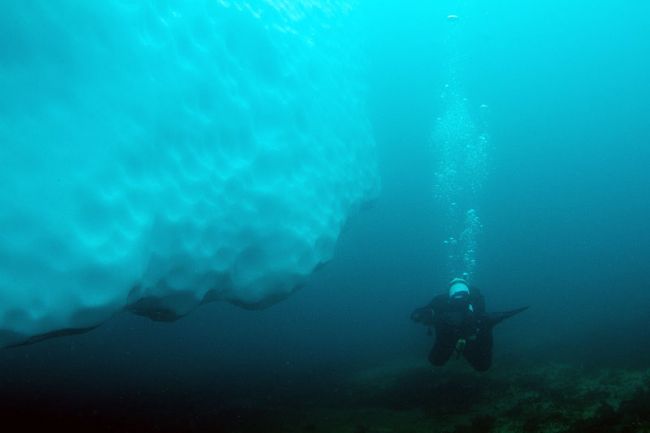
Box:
[464,331,493,372]
[429,342,454,366]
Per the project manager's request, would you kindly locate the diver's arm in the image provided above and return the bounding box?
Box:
[411,295,445,326]
[410,305,434,325]
[469,287,486,313]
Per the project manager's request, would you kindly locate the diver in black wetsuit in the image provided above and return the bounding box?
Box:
[411,278,528,372]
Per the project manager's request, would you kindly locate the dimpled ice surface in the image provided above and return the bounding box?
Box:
[0,1,378,347]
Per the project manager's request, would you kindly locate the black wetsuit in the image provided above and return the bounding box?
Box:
[411,288,493,372]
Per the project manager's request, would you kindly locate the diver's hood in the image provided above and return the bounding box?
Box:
[449,278,470,299]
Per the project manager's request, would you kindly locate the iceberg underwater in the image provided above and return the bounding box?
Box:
[0,1,379,348]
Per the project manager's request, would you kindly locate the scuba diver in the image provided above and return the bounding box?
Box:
[411,278,528,372]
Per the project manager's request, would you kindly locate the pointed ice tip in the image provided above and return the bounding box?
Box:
[447,14,459,21]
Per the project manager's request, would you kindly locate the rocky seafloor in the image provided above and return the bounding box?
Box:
[206,359,650,433]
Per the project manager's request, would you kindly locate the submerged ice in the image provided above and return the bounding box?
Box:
[0,1,378,347]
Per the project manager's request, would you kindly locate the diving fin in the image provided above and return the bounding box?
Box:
[486,306,529,327]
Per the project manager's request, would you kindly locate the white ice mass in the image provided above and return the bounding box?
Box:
[0,1,379,347]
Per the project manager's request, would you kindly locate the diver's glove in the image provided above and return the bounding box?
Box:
[410,307,434,325]
[454,338,467,358]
